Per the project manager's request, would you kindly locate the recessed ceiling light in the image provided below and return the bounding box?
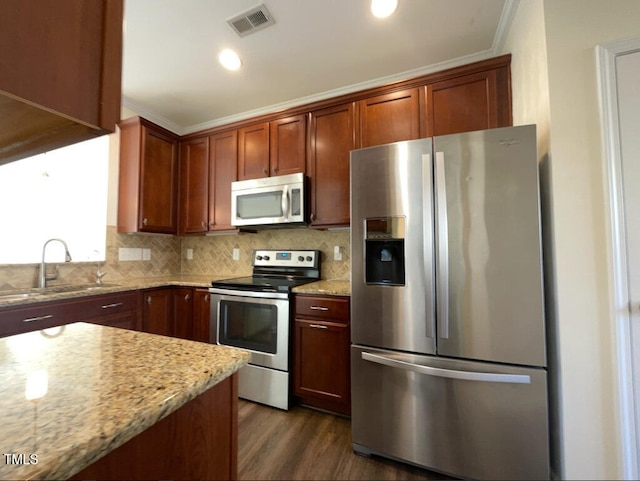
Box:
[219,48,242,71]
[371,0,398,18]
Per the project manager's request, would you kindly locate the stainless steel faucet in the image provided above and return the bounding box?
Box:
[38,238,72,288]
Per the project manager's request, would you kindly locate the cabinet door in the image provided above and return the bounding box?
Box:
[0,0,123,164]
[270,114,306,176]
[209,130,238,231]
[294,319,351,415]
[308,103,356,227]
[238,122,269,180]
[142,289,173,336]
[179,136,210,234]
[139,126,178,233]
[359,88,420,148]
[173,288,193,340]
[192,289,211,343]
[424,68,511,137]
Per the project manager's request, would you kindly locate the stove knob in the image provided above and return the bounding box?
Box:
[306,256,313,262]
[256,255,263,261]
[263,255,270,261]
[298,256,304,262]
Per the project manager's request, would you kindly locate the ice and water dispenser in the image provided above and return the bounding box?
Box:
[364,217,406,286]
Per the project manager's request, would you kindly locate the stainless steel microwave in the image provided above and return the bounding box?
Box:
[231,172,306,228]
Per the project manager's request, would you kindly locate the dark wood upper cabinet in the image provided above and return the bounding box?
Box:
[209,130,238,231]
[179,136,210,234]
[237,122,270,180]
[178,130,237,234]
[359,88,421,148]
[0,0,123,165]
[423,65,512,137]
[308,103,357,227]
[270,114,307,176]
[237,116,306,181]
[118,117,179,234]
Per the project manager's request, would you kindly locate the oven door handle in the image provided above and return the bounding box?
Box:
[209,287,290,300]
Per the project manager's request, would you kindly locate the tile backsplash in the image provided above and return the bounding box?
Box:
[0,226,350,290]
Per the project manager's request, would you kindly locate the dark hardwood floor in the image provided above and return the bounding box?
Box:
[237,399,456,480]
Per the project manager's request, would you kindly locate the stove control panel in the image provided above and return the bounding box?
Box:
[253,249,319,268]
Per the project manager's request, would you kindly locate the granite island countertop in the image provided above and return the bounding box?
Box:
[0,322,250,480]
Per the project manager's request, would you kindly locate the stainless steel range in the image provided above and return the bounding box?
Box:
[209,249,320,410]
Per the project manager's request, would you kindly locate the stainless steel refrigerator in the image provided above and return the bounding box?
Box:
[350,125,549,480]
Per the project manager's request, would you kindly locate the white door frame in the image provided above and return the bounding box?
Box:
[596,36,640,480]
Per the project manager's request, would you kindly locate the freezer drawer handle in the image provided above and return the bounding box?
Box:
[362,352,531,384]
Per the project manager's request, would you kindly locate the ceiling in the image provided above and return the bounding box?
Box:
[121,0,513,135]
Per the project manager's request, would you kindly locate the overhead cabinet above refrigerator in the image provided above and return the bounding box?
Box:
[350,125,549,480]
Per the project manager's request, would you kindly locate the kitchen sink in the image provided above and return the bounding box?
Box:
[44,283,120,293]
[0,283,121,301]
[0,292,45,301]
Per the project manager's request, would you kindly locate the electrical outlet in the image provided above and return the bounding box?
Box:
[118,247,142,261]
[334,245,342,261]
[186,248,193,260]
[232,248,240,261]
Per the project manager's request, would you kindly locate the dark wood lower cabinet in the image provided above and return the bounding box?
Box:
[293,295,351,416]
[192,288,211,343]
[71,374,238,481]
[0,291,140,338]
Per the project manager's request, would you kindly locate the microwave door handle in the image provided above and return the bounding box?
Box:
[281,185,289,221]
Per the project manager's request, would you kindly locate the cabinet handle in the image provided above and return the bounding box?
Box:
[142,218,148,226]
[22,314,53,323]
[204,295,209,302]
[310,306,329,311]
[146,296,152,304]
[101,302,124,309]
[201,220,207,228]
[184,294,191,302]
[263,168,268,174]
[309,324,328,329]
[310,212,315,222]
[273,167,278,173]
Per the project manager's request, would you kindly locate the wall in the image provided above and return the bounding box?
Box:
[503,0,640,479]
[499,1,560,475]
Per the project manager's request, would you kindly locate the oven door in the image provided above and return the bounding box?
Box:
[209,289,290,372]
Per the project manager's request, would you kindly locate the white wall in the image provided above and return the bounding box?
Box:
[503,1,640,479]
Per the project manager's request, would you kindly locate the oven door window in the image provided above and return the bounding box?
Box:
[219,300,277,354]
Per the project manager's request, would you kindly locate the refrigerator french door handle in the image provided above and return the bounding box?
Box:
[361,351,531,384]
[434,151,449,339]
[423,153,435,339]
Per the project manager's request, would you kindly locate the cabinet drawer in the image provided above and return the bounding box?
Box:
[294,295,349,322]
[0,299,75,337]
[71,291,139,321]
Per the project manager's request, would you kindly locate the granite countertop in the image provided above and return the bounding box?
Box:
[0,322,250,480]
[292,279,351,296]
[0,275,351,309]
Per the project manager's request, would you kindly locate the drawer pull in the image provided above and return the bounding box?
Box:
[309,324,328,329]
[101,302,124,309]
[23,314,54,323]
[310,306,329,311]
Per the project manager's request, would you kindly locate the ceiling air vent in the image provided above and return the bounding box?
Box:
[227,4,275,37]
